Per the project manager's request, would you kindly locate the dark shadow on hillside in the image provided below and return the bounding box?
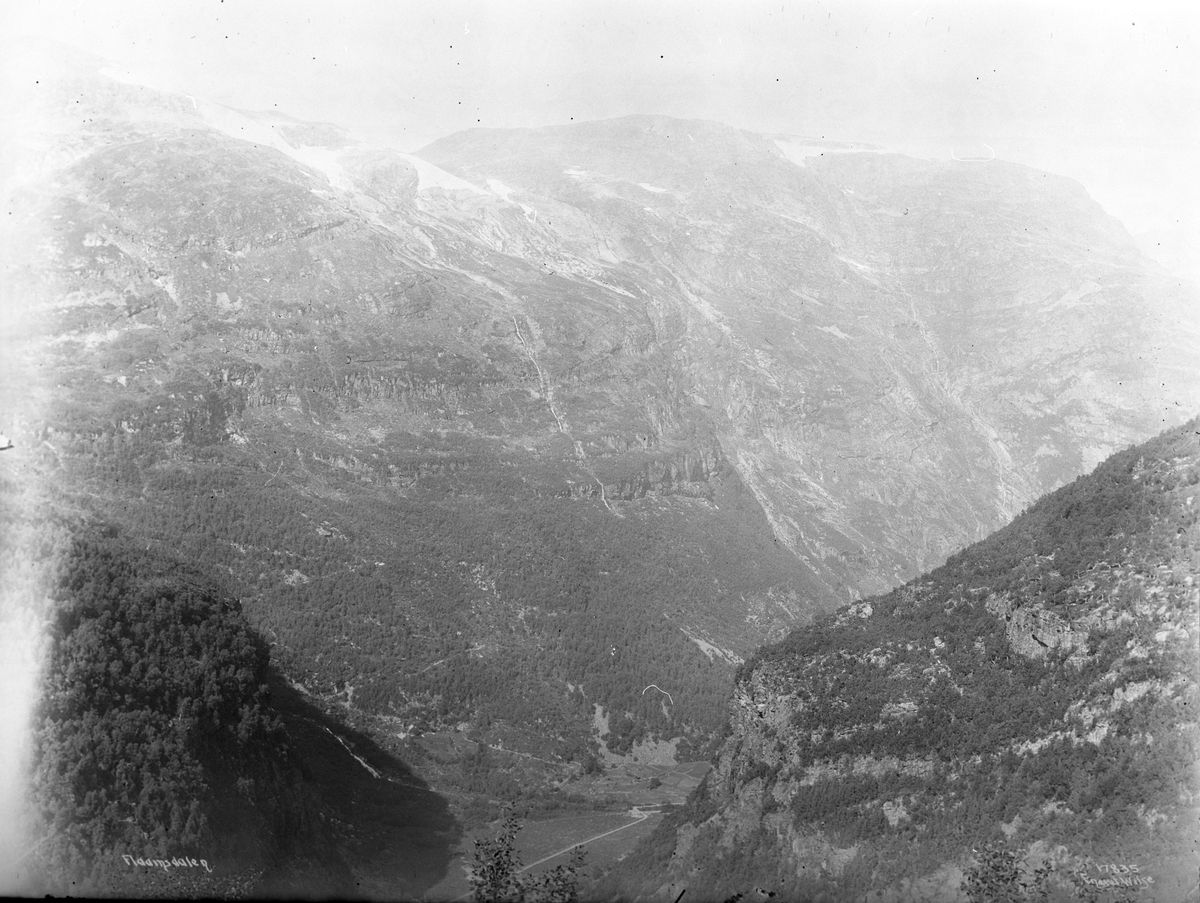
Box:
[267,670,462,900]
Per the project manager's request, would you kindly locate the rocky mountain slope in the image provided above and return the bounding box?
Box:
[606,419,1199,902]
[4,42,1198,783]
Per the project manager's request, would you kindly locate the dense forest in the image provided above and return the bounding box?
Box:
[20,520,458,898]
[55,419,822,769]
[25,524,321,895]
[601,418,1200,901]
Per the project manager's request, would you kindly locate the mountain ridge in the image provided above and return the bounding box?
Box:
[3,45,1198,849]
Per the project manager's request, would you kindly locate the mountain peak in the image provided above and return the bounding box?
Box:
[8,64,1199,897]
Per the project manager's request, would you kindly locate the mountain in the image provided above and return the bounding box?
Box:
[604,418,1199,902]
[3,41,1198,843]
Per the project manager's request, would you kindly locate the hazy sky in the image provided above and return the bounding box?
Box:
[4,0,1197,271]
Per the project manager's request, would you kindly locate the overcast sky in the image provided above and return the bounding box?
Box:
[4,0,1197,273]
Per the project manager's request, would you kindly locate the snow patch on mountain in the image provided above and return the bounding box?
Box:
[289,146,354,191]
[189,101,355,190]
[399,153,486,194]
[773,138,888,167]
[99,65,482,198]
[816,325,851,340]
[487,178,516,201]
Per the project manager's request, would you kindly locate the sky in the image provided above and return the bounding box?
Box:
[4,0,1198,276]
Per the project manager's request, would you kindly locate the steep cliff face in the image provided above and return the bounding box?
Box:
[617,421,1198,902]
[6,46,1199,761]
[422,119,1200,595]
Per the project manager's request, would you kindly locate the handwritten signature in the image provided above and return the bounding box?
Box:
[1073,862,1153,893]
[122,854,213,873]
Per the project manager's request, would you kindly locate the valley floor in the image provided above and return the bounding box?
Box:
[421,759,709,901]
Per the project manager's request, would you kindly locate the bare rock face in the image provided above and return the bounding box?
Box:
[6,48,1199,757]
[984,593,1092,660]
[421,116,1200,597]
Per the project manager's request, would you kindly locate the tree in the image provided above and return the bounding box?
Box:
[471,815,586,903]
[962,843,1051,903]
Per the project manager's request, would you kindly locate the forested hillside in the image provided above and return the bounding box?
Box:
[22,521,457,899]
[604,418,1199,902]
[60,431,793,762]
